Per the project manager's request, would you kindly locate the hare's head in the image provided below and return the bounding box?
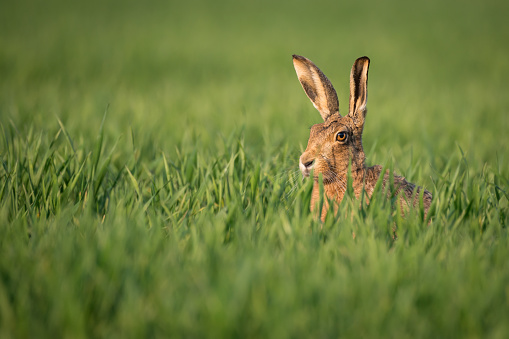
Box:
[293,55,370,183]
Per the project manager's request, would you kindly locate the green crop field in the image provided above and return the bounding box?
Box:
[1,0,508,337]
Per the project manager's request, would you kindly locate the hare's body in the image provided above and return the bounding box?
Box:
[293,55,432,221]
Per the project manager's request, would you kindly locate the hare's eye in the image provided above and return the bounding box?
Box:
[336,131,347,142]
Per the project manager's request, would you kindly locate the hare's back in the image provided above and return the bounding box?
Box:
[365,165,432,214]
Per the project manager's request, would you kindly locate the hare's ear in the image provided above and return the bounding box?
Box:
[293,55,340,121]
[348,56,370,128]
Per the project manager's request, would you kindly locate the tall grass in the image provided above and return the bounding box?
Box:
[1,0,508,337]
[1,117,507,337]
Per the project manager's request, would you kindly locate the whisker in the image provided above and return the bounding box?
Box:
[272,167,300,182]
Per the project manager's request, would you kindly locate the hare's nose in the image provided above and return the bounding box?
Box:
[303,160,314,168]
[299,156,315,177]
[300,154,315,168]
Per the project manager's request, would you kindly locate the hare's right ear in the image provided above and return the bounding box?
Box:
[293,55,339,121]
[348,56,370,128]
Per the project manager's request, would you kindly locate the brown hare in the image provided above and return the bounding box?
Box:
[293,55,432,221]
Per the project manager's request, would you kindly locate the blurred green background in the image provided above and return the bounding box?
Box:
[1,0,508,163]
[1,0,509,337]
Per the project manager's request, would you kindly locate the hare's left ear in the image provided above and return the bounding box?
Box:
[348,56,370,128]
[293,55,339,121]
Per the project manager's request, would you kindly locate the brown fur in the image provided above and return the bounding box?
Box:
[293,55,432,221]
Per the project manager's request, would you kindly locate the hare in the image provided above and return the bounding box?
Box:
[293,55,432,221]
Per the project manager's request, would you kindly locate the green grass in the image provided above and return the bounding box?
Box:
[1,0,509,337]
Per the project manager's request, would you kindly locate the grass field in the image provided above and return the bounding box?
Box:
[1,0,509,337]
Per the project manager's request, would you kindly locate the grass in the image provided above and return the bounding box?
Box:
[1,0,509,337]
